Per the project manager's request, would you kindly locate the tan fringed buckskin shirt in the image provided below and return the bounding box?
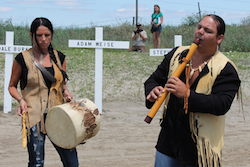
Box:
[20,49,64,133]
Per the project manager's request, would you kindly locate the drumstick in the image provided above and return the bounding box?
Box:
[22,111,27,149]
[144,38,200,124]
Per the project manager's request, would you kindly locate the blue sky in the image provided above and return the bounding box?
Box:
[0,0,250,28]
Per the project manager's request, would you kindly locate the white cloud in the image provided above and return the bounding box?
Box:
[9,0,43,5]
[55,0,78,6]
[177,10,185,13]
[221,12,250,19]
[116,7,151,16]
[65,6,91,13]
[25,0,43,3]
[117,8,125,12]
[219,12,250,24]
[0,6,12,12]
[138,7,150,12]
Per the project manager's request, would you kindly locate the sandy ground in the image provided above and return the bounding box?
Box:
[0,99,249,167]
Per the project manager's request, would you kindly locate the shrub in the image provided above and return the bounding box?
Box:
[1,15,250,52]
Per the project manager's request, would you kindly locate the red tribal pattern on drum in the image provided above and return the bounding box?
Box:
[69,100,99,140]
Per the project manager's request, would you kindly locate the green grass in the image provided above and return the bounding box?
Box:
[60,48,163,102]
[56,49,250,102]
[224,51,250,70]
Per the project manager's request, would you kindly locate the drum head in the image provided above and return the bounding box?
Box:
[45,106,77,149]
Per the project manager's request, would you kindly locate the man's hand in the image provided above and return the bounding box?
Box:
[146,86,165,102]
[165,76,189,98]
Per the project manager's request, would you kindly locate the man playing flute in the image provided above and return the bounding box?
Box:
[144,14,241,167]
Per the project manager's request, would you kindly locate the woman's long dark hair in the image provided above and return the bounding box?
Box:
[30,17,68,81]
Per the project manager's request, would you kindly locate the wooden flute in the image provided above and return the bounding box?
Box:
[144,38,200,124]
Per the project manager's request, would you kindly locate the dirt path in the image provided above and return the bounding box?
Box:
[0,100,249,167]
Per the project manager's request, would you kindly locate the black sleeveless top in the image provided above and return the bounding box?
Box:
[15,50,65,90]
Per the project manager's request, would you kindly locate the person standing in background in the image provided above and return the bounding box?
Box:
[151,4,163,48]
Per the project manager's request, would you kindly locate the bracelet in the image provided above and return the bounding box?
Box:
[18,98,24,103]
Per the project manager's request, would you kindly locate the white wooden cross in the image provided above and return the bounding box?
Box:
[68,27,130,113]
[149,35,182,56]
[1,31,31,113]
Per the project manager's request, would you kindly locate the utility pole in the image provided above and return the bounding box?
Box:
[198,2,201,21]
[136,0,138,26]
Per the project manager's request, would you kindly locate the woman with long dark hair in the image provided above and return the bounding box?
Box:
[8,17,78,167]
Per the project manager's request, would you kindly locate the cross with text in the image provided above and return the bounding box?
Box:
[1,31,31,113]
[69,27,130,113]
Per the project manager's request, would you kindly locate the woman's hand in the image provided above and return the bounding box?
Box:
[18,99,28,117]
[146,86,165,102]
[63,88,73,102]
